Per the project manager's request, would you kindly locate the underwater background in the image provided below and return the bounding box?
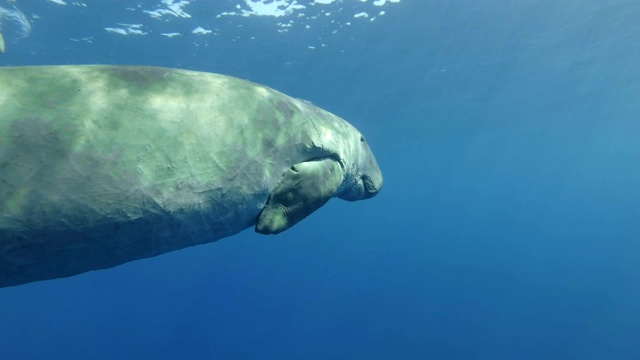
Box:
[1,0,639,358]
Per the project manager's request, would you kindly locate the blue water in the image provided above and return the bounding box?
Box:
[1,1,639,358]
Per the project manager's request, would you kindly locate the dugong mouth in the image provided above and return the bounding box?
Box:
[362,175,380,199]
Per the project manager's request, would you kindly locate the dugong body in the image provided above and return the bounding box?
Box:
[0,65,382,288]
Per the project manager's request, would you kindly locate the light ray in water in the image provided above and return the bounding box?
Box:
[0,2,31,53]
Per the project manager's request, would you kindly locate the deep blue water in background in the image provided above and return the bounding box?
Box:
[1,0,639,359]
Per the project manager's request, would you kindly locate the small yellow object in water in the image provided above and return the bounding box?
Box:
[0,32,5,53]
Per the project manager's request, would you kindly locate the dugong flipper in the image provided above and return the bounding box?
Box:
[256,158,344,234]
[0,65,383,287]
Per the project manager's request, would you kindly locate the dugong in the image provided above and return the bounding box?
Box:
[0,65,383,288]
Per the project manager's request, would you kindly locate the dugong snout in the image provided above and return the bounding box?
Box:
[337,135,383,202]
[361,138,383,199]
[362,174,381,199]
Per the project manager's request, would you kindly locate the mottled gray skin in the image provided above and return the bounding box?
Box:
[0,65,383,288]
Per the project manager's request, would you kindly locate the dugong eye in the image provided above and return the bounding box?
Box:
[360,135,365,142]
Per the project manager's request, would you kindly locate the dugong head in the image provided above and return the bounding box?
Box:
[255,103,383,235]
